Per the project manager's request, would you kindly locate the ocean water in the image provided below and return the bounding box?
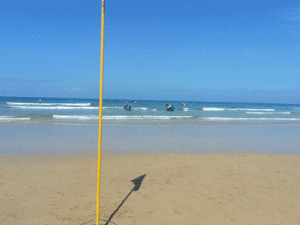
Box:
[1,96,300,125]
[1,97,300,155]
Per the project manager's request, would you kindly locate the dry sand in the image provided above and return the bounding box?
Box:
[1,153,299,225]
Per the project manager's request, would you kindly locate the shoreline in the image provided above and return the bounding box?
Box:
[2,120,300,126]
[1,153,299,225]
[2,116,300,127]
[1,123,300,155]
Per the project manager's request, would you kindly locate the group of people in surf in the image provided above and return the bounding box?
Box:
[123,102,178,111]
[166,103,175,111]
[123,104,132,111]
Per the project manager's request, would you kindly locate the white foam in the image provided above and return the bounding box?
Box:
[204,117,300,121]
[53,115,98,120]
[143,116,192,119]
[7,102,39,105]
[0,116,30,122]
[53,115,192,120]
[245,112,291,115]
[202,108,225,111]
[103,116,142,120]
[133,107,148,111]
[238,108,275,111]
[56,103,91,106]
[101,106,148,110]
[7,102,91,106]
[11,106,98,110]
[183,108,188,111]
[227,108,239,111]
[102,107,123,109]
[102,115,192,120]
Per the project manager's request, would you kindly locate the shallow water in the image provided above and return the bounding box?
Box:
[1,123,299,155]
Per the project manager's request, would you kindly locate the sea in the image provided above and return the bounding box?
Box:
[1,96,300,155]
[1,96,300,125]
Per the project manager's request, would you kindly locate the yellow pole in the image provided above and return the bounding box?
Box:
[96,0,105,225]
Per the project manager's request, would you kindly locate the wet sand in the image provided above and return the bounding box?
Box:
[1,123,300,155]
[1,153,299,225]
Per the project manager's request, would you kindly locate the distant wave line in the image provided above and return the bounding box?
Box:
[103,107,149,110]
[237,108,275,111]
[0,116,30,122]
[202,108,225,111]
[103,115,192,120]
[53,115,98,120]
[52,115,300,121]
[11,105,151,110]
[11,106,98,110]
[204,117,299,121]
[133,107,148,111]
[245,112,291,115]
[53,115,193,120]
[102,107,123,109]
[203,108,275,112]
[7,102,91,106]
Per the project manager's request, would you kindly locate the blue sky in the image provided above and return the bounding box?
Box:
[1,0,300,103]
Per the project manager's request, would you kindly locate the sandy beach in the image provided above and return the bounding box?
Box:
[1,153,299,225]
[2,0,300,223]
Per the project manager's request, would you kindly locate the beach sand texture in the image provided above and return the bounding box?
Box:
[1,153,299,225]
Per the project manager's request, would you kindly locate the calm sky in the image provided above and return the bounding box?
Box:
[1,0,300,103]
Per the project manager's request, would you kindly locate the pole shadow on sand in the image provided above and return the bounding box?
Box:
[81,174,146,225]
[103,174,146,225]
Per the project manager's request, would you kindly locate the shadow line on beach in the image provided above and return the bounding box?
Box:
[80,219,94,225]
[103,174,146,225]
[80,219,117,225]
[81,174,146,225]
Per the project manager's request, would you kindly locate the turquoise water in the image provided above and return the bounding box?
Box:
[1,97,300,125]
